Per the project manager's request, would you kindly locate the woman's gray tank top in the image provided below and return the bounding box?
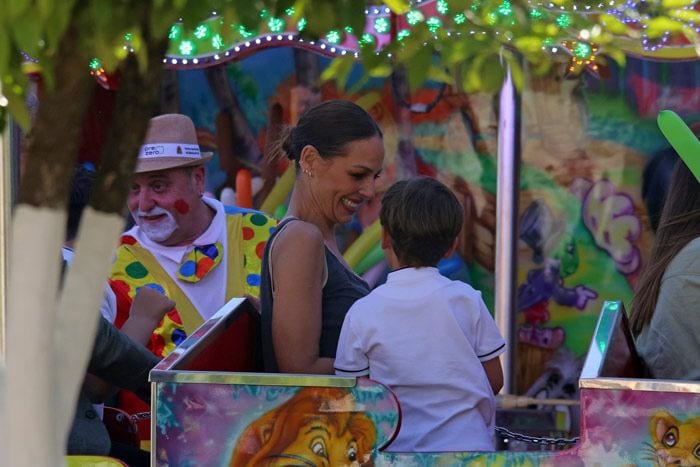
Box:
[260,217,370,372]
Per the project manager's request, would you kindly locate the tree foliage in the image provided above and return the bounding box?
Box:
[1,0,698,134]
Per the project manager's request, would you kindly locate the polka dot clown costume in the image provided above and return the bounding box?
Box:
[105,114,277,424]
[109,207,275,358]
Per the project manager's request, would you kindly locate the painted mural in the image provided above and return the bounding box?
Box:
[229,387,377,466]
[154,378,399,466]
[154,377,700,466]
[515,58,700,397]
[172,48,700,400]
[152,300,700,466]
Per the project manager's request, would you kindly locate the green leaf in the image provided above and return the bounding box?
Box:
[367,62,394,78]
[514,36,544,54]
[670,8,700,23]
[531,58,553,77]
[384,0,411,14]
[37,0,54,23]
[463,54,485,93]
[91,33,120,72]
[11,12,43,58]
[180,1,216,30]
[607,49,626,67]
[646,17,684,37]
[3,75,30,131]
[320,54,355,89]
[0,26,10,77]
[150,6,180,39]
[480,54,504,94]
[661,0,696,8]
[442,36,480,65]
[360,49,395,78]
[597,14,629,35]
[303,0,334,36]
[272,0,296,16]
[6,0,30,22]
[427,65,454,85]
[355,91,382,111]
[395,24,431,62]
[43,0,75,56]
[340,0,368,39]
[406,44,432,93]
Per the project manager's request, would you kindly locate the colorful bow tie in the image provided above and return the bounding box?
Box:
[177,242,223,282]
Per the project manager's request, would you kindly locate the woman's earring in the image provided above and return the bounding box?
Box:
[303,168,313,178]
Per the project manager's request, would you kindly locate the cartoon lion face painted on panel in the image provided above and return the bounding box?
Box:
[230,387,377,467]
[646,410,700,467]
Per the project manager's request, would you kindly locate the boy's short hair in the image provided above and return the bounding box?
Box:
[380,177,463,267]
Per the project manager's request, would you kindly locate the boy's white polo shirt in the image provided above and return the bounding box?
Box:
[335,267,505,452]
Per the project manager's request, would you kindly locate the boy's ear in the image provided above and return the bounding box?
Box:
[443,237,459,259]
[380,227,391,250]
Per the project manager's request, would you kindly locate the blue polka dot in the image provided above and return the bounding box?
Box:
[137,283,165,294]
[179,260,196,277]
[269,226,277,235]
[172,329,187,345]
[199,244,219,259]
[246,274,261,286]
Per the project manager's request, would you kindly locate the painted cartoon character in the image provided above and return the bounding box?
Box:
[571,177,642,275]
[517,201,597,349]
[229,387,377,467]
[524,348,583,435]
[645,411,700,467]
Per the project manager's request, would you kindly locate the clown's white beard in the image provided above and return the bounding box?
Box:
[137,207,178,242]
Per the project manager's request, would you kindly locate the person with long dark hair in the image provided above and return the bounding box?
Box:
[630,160,700,380]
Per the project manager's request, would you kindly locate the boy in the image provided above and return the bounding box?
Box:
[335,177,505,452]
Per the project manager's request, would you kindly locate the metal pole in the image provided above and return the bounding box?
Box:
[0,89,9,360]
[495,66,520,394]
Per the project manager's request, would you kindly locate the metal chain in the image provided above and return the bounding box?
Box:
[495,426,580,446]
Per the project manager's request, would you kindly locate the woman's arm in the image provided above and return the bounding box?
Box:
[270,221,334,374]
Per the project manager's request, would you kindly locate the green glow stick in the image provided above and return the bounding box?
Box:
[657,110,700,183]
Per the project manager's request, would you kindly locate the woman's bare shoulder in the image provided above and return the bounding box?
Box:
[272,219,324,257]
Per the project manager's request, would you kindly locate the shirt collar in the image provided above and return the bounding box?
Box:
[386,266,440,284]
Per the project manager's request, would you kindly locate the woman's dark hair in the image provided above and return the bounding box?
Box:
[642,146,679,232]
[630,160,700,335]
[273,100,382,165]
[380,177,463,268]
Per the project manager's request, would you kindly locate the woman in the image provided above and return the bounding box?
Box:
[260,100,385,374]
[630,160,700,380]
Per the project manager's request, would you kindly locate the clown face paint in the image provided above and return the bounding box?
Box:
[174,199,190,214]
[135,206,179,242]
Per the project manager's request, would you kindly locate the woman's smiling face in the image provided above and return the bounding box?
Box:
[307,136,385,226]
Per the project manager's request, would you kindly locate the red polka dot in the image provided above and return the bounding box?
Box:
[242,227,254,240]
[110,279,131,295]
[196,257,215,278]
[120,235,137,245]
[168,309,183,325]
[256,241,267,259]
[150,333,165,358]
